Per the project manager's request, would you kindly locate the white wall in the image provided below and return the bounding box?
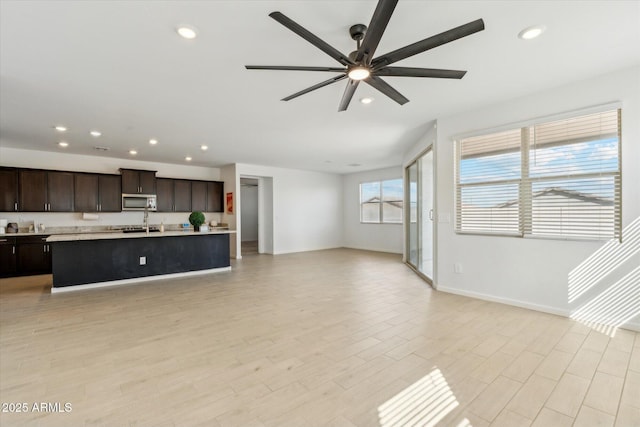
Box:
[405,65,640,331]
[0,147,224,228]
[342,167,404,254]
[220,163,238,258]
[235,163,343,255]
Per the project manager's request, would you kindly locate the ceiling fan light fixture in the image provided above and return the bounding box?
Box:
[518,25,546,40]
[177,26,198,39]
[348,67,370,81]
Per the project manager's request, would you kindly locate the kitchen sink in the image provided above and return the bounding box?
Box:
[122,227,160,233]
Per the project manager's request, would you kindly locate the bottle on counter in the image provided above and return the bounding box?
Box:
[160,222,165,233]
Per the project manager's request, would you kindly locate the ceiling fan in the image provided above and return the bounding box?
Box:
[245,0,485,111]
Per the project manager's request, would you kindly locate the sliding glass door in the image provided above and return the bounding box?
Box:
[406,148,434,281]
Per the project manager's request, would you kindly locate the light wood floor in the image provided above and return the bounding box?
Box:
[0,249,638,427]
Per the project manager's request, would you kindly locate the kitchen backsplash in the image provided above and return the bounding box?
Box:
[0,211,224,231]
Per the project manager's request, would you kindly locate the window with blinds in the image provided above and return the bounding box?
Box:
[456,109,621,240]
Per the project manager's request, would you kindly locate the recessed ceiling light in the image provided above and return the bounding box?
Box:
[360,97,374,104]
[177,26,197,39]
[200,145,208,151]
[90,130,102,137]
[149,138,158,145]
[518,25,546,40]
[348,163,362,167]
[348,67,370,81]
[58,141,68,147]
[129,150,137,155]
[54,125,67,132]
[185,156,192,161]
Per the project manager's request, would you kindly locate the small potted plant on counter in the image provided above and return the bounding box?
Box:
[188,211,205,232]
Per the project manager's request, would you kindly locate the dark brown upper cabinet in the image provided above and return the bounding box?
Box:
[207,181,223,212]
[0,168,18,212]
[156,178,174,212]
[74,173,122,212]
[19,169,74,212]
[173,180,191,212]
[191,181,207,212]
[120,169,156,194]
[156,178,191,212]
[98,174,122,212]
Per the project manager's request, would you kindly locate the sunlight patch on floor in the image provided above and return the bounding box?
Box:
[377,368,459,427]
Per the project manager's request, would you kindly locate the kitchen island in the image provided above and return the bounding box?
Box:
[47,230,235,292]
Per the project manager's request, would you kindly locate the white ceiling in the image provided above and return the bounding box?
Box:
[1,1,639,174]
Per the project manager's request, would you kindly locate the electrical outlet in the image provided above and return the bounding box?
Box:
[454,263,462,274]
[139,256,146,265]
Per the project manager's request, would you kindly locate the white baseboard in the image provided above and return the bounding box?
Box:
[436,285,640,333]
[51,266,232,293]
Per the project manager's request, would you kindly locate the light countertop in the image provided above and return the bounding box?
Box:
[47,229,236,242]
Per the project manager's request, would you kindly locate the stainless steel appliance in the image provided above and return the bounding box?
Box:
[122,194,157,211]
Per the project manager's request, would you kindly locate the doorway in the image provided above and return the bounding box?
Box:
[405,147,434,282]
[240,178,259,255]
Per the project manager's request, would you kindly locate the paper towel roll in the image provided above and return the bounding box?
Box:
[82,213,100,220]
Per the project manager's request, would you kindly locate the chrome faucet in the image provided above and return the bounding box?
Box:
[143,207,149,232]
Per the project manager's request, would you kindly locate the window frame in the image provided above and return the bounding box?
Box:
[455,107,622,241]
[359,178,404,224]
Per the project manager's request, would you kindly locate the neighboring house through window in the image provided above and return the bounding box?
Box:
[360,179,403,223]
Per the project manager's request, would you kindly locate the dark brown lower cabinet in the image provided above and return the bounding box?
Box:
[0,237,17,277]
[14,236,52,276]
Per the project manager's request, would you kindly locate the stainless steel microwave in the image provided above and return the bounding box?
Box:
[122,194,157,211]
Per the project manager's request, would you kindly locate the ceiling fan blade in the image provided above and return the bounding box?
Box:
[246,65,346,73]
[355,0,398,64]
[338,79,360,112]
[375,67,467,79]
[365,75,409,105]
[282,75,348,101]
[269,12,354,66]
[372,19,485,68]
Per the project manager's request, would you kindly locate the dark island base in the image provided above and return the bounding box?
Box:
[51,233,230,288]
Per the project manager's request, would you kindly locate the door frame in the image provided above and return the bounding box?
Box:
[404,144,437,286]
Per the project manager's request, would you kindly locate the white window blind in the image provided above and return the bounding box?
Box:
[456,128,522,235]
[456,109,621,240]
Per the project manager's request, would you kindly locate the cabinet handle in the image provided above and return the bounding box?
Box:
[0,239,6,242]
[49,203,51,211]
[13,246,15,255]
[14,202,18,211]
